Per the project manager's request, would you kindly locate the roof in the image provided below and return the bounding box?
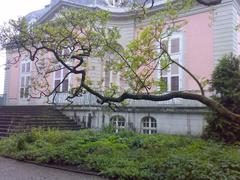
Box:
[25,0,164,23]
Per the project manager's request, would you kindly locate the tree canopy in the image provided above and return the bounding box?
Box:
[1,0,240,125]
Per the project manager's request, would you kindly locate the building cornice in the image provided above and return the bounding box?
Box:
[34,0,238,25]
[36,0,167,23]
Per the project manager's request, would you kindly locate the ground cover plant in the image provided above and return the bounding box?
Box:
[0,128,239,180]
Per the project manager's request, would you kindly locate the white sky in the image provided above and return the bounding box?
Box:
[0,0,51,94]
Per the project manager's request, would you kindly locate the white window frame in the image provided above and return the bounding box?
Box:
[110,115,126,133]
[141,116,157,134]
[19,60,31,99]
[109,71,120,86]
[53,64,71,93]
[157,32,183,92]
[104,60,120,89]
[105,0,126,7]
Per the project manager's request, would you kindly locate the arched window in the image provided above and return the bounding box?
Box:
[110,115,125,132]
[141,116,157,134]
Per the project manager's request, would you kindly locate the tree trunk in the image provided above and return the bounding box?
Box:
[83,84,240,124]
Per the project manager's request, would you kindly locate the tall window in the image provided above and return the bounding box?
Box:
[54,67,69,92]
[20,61,31,99]
[159,33,182,92]
[104,57,120,88]
[104,66,111,88]
[110,115,125,132]
[142,116,157,134]
[104,68,120,88]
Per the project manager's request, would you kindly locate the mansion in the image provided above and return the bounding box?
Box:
[3,0,240,135]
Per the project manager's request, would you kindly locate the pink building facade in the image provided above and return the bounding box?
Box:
[2,0,240,135]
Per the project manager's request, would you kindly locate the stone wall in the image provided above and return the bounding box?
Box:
[59,105,207,136]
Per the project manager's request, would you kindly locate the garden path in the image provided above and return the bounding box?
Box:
[0,157,104,180]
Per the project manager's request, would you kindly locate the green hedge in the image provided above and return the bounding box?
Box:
[0,129,239,179]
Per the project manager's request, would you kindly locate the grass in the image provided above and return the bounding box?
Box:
[0,128,239,179]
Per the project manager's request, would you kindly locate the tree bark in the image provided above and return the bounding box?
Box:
[196,0,222,6]
[83,83,240,125]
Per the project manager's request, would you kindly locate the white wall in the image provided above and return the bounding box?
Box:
[61,106,207,136]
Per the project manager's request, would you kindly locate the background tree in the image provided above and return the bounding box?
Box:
[203,54,240,143]
[0,0,240,126]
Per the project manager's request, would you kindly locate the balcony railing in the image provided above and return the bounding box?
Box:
[54,93,98,106]
[54,92,205,107]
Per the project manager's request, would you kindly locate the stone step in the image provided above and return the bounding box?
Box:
[0,106,80,137]
[20,122,78,126]
[0,106,61,113]
[0,128,9,132]
[9,129,80,134]
[8,126,80,133]
[0,121,17,125]
[0,114,67,117]
[12,120,77,125]
[0,119,70,124]
[5,128,80,136]
[0,116,73,120]
[0,109,61,112]
[0,120,75,125]
[0,132,9,137]
[0,124,11,128]
[0,110,63,114]
[9,125,80,131]
[0,113,64,117]
[0,105,54,109]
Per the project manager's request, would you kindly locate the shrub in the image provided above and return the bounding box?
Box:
[0,129,239,179]
[203,54,240,143]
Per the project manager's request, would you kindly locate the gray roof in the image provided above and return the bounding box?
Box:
[25,0,93,22]
[49,0,130,7]
[25,0,162,23]
[25,7,49,22]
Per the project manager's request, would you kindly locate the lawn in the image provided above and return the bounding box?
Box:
[0,128,239,179]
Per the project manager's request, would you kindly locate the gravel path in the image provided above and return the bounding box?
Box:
[0,157,105,180]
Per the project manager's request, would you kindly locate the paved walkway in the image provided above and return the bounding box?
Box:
[0,157,105,180]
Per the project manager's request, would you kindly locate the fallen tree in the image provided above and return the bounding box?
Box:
[0,0,239,127]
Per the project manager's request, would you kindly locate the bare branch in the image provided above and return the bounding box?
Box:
[161,45,205,96]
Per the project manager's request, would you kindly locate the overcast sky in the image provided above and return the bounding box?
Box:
[0,0,51,94]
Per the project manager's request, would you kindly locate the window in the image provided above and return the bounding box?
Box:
[142,116,157,134]
[21,61,31,74]
[104,58,120,89]
[20,61,31,99]
[105,0,127,7]
[158,33,182,92]
[104,67,111,88]
[54,66,69,92]
[171,38,180,53]
[104,70,119,88]
[110,115,125,133]
[171,76,179,91]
